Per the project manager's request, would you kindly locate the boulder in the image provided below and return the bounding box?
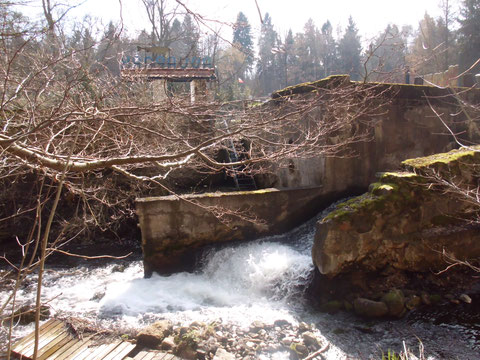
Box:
[137,320,173,348]
[381,289,405,317]
[353,298,388,318]
[7,304,50,325]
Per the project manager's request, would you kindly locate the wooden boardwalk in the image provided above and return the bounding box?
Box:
[8,319,182,360]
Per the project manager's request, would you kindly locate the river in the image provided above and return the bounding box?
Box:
[1,213,479,359]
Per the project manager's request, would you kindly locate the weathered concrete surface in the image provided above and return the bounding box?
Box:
[137,76,480,277]
[312,147,480,278]
[261,76,480,190]
[137,186,344,276]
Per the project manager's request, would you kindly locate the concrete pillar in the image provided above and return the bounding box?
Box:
[190,79,208,104]
[152,79,169,101]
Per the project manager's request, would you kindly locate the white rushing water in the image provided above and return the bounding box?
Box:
[4,207,479,359]
[2,216,317,335]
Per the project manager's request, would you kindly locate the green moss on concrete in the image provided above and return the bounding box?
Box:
[323,147,480,226]
[323,193,388,222]
[323,172,424,223]
[272,75,350,98]
[402,146,480,170]
[369,182,399,196]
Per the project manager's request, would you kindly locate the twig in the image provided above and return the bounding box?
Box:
[45,248,132,260]
[304,342,329,360]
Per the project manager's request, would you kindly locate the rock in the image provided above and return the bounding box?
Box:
[381,289,405,317]
[111,264,126,273]
[196,348,207,360]
[429,294,442,305]
[189,321,203,328]
[420,292,431,305]
[160,336,175,351]
[290,343,308,357]
[298,322,310,332]
[353,298,388,318]
[281,336,294,346]
[406,295,422,310]
[460,294,472,304]
[274,319,291,327]
[213,348,235,360]
[175,330,200,360]
[302,331,319,347]
[249,320,265,333]
[179,326,189,336]
[90,291,105,301]
[9,304,50,325]
[321,300,343,314]
[344,301,353,312]
[137,320,173,348]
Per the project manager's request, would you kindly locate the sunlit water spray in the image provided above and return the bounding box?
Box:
[2,215,318,335]
[3,204,480,359]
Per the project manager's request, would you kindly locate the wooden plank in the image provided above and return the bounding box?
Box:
[24,321,66,356]
[116,343,136,359]
[70,339,103,360]
[71,342,102,360]
[160,355,179,360]
[133,351,150,360]
[36,332,72,360]
[140,352,157,360]
[51,336,95,360]
[101,342,135,360]
[84,341,120,360]
[152,353,169,360]
[22,321,66,358]
[11,319,58,353]
[44,338,81,360]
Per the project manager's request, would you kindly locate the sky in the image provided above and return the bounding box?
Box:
[18,0,453,43]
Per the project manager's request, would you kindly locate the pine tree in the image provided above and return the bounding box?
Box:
[256,13,281,95]
[338,16,363,80]
[181,14,200,58]
[320,20,338,77]
[233,12,254,70]
[458,0,480,73]
[284,29,296,86]
[302,18,322,81]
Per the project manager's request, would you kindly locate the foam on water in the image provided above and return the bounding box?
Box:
[3,216,318,332]
[97,240,313,328]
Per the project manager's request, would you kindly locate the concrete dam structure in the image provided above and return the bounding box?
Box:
[136,75,480,276]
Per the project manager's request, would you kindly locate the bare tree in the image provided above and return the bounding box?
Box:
[0,1,395,357]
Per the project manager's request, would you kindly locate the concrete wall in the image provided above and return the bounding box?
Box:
[137,76,480,276]
[261,78,480,191]
[137,187,346,276]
